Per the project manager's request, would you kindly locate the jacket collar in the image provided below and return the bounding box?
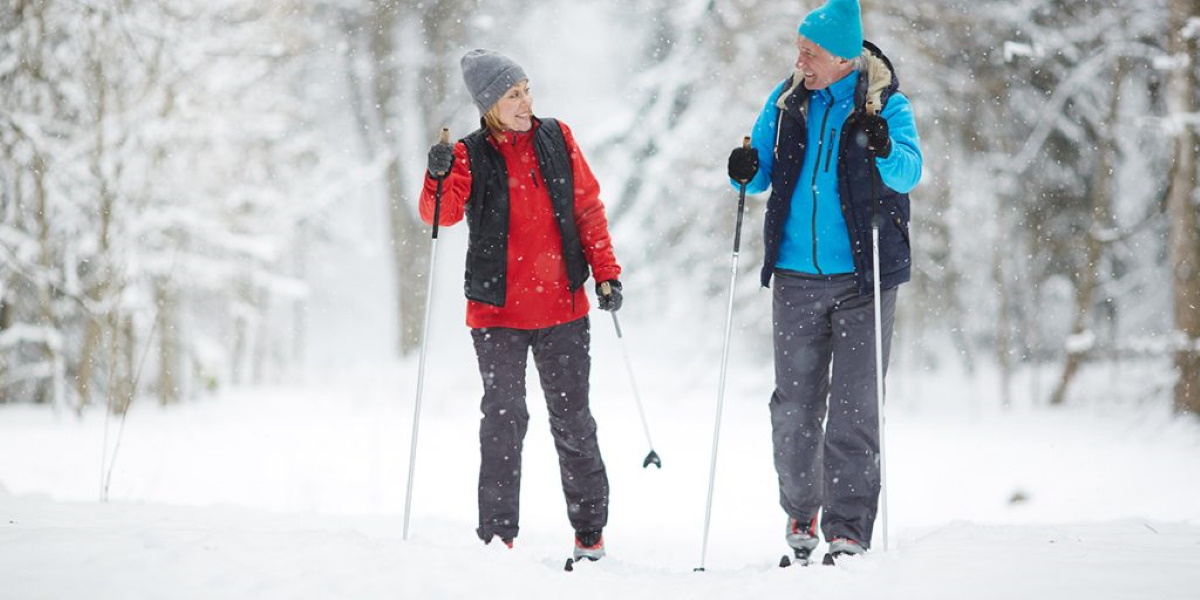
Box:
[822,69,859,104]
[487,116,541,149]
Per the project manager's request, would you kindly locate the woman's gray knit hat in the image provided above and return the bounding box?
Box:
[461,49,527,114]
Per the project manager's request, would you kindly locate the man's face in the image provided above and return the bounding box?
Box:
[795,36,849,90]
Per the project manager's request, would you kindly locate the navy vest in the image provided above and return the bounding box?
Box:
[460,118,589,307]
[761,42,912,296]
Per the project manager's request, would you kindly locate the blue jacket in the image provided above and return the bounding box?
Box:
[736,41,922,294]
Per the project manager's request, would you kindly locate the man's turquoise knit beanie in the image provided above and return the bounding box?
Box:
[797,0,863,60]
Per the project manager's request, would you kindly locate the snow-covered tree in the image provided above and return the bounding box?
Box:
[4,0,1197,417]
[1166,0,1200,414]
[876,0,1177,406]
[1,0,333,410]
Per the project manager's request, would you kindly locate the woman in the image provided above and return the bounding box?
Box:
[419,49,622,562]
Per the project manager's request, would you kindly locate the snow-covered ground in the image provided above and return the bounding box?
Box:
[2,350,1199,599]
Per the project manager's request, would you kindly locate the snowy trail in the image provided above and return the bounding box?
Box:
[1,357,1199,598]
[2,494,1198,600]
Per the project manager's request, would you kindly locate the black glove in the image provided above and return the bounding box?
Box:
[727,146,759,184]
[861,114,892,158]
[596,280,623,312]
[427,142,454,179]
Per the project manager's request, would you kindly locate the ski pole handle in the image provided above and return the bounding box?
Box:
[431,127,449,240]
[732,135,750,255]
[430,127,452,178]
[599,281,624,337]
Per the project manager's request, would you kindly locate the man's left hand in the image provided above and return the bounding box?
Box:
[862,115,892,158]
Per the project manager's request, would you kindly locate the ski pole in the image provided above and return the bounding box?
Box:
[696,135,751,572]
[868,139,890,553]
[403,126,450,541]
[599,281,661,469]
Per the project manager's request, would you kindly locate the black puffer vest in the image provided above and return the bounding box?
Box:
[761,41,912,296]
[459,117,590,307]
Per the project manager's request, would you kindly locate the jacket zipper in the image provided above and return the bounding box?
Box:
[825,128,836,172]
[810,99,834,275]
[773,109,784,158]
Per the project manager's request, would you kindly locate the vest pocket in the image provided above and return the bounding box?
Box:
[892,215,910,248]
[879,197,911,274]
[465,235,508,305]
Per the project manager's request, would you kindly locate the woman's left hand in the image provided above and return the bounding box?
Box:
[596,280,623,312]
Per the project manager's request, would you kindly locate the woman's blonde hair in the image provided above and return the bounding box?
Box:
[482,106,506,136]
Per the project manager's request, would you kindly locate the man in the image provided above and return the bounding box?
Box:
[726,0,922,563]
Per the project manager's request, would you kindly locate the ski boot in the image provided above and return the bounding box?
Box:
[565,529,604,571]
[822,538,865,565]
[780,517,819,567]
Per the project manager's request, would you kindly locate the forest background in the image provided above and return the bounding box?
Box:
[3,0,1199,418]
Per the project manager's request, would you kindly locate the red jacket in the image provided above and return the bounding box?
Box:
[419,119,620,330]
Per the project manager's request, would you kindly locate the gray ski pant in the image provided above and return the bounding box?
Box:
[770,271,897,549]
[470,316,608,543]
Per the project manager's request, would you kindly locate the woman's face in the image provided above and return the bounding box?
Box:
[495,80,533,132]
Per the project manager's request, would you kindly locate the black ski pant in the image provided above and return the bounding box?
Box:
[470,316,608,543]
[770,271,896,549]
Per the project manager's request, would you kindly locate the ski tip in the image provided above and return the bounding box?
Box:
[822,552,836,566]
[643,450,662,469]
[693,566,706,573]
[564,558,575,572]
[779,554,792,568]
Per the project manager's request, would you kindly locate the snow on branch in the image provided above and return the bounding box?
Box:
[1152,53,1189,71]
[1064,329,1097,354]
[0,323,63,351]
[1161,111,1200,136]
[1003,40,1043,63]
[1183,17,1200,40]
[1068,332,1200,359]
[1005,42,1161,176]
